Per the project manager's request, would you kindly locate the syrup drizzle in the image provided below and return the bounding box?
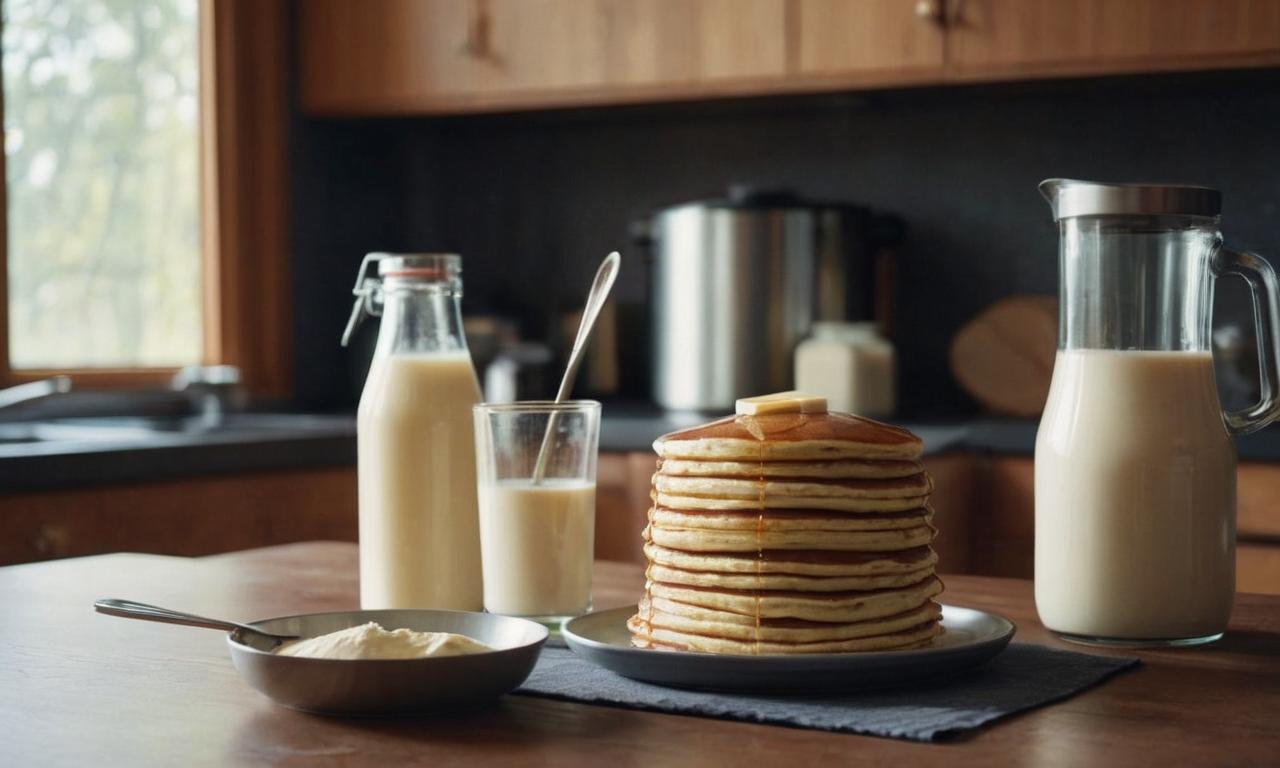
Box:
[755,440,764,656]
[645,461,657,644]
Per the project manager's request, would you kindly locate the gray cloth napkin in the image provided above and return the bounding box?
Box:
[515,643,1138,742]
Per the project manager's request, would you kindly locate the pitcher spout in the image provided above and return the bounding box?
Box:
[1039,178,1067,221]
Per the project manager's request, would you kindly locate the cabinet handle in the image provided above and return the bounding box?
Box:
[914,0,945,25]
[460,0,493,59]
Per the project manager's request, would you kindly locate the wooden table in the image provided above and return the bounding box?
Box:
[2,542,1277,766]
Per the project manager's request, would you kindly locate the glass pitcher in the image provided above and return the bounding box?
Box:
[1035,179,1280,646]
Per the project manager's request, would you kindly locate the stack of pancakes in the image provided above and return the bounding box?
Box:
[628,403,943,654]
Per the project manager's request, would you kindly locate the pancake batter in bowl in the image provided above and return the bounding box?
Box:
[274,622,492,660]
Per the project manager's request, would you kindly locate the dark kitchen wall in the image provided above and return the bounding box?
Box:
[291,69,1280,415]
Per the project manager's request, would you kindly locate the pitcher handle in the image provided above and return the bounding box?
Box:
[1214,247,1280,435]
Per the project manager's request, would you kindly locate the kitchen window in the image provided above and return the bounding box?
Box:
[0,0,290,394]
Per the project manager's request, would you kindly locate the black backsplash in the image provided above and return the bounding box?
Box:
[290,69,1280,415]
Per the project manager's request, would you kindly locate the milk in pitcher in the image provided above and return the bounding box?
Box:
[1035,349,1235,640]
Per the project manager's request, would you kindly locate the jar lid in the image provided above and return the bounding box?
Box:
[1040,179,1221,221]
[811,321,881,341]
[374,252,462,280]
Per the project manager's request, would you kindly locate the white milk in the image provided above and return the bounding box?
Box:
[478,479,595,617]
[1035,349,1235,640]
[357,352,484,610]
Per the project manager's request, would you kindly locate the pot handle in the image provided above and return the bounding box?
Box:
[1214,247,1280,435]
[629,214,655,250]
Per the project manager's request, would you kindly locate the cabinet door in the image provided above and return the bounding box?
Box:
[947,0,1280,76]
[595,451,656,565]
[795,0,946,78]
[600,0,788,86]
[300,0,787,114]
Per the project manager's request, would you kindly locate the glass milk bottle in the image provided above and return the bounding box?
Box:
[341,253,484,610]
[1035,180,1280,645]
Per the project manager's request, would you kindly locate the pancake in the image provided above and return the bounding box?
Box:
[654,412,923,461]
[657,457,925,479]
[653,491,929,513]
[648,506,932,532]
[631,395,942,655]
[635,596,943,642]
[653,472,934,500]
[646,562,937,591]
[628,614,942,654]
[643,542,939,577]
[646,522,936,552]
[647,575,943,622]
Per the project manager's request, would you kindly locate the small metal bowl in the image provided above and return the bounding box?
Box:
[228,609,548,716]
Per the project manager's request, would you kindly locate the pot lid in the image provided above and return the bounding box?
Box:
[661,184,870,213]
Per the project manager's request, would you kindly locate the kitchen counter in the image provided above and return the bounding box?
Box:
[0,414,357,492]
[7,407,1280,492]
[3,542,1276,766]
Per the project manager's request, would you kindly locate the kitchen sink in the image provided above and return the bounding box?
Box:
[0,413,355,445]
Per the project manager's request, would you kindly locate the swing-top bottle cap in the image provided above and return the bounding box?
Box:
[373,253,462,280]
[340,253,464,347]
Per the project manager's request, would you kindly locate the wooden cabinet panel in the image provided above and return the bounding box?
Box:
[1237,461,1280,539]
[924,452,978,574]
[971,456,1280,594]
[603,0,789,85]
[948,0,1280,76]
[1239,542,1280,594]
[300,0,787,113]
[794,0,946,76]
[973,455,1036,579]
[299,0,1280,115]
[0,468,357,566]
[596,451,654,565]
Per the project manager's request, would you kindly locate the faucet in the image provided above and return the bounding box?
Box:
[171,365,245,426]
[0,376,72,412]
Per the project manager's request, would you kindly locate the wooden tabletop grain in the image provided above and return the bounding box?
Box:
[1,542,1277,766]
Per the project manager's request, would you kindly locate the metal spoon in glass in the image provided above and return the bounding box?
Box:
[531,251,621,484]
[94,598,299,649]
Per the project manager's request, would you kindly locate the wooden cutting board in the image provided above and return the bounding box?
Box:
[949,295,1058,417]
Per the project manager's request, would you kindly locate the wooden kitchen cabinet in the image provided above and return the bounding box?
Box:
[299,0,788,114]
[972,455,1280,595]
[0,468,357,566]
[947,0,1280,78]
[793,0,946,81]
[595,450,655,564]
[299,0,1280,116]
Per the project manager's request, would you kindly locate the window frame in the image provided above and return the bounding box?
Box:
[0,0,291,397]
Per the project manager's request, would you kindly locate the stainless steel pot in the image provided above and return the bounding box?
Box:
[639,187,896,411]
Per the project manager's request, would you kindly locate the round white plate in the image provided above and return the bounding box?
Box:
[562,604,1015,692]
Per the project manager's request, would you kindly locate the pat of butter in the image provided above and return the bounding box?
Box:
[735,391,828,416]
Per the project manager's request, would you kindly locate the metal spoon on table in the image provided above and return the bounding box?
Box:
[531,251,621,484]
[94,598,299,649]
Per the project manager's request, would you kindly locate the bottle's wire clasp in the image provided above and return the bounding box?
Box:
[340,253,385,347]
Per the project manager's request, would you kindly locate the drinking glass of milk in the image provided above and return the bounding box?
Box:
[473,401,601,627]
[1036,180,1280,646]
